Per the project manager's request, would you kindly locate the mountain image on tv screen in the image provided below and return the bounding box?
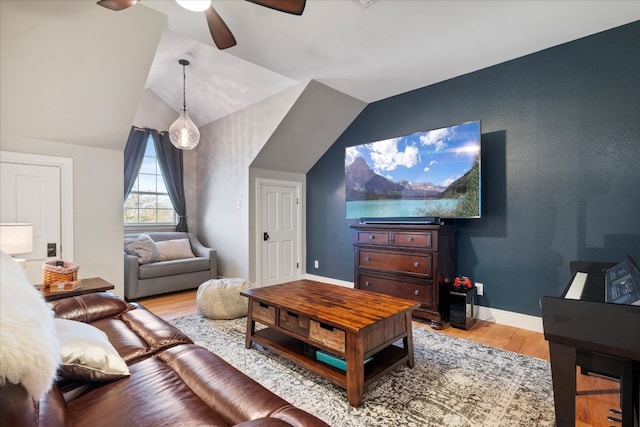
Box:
[345,120,481,219]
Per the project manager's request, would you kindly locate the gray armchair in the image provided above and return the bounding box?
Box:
[124,232,217,300]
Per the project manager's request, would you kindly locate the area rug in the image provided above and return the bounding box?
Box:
[169,315,555,427]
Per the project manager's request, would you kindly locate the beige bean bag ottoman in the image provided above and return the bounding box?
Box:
[196,278,252,319]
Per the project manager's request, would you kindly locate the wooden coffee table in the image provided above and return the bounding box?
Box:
[241,280,420,407]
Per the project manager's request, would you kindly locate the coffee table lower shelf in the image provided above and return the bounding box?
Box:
[251,327,409,391]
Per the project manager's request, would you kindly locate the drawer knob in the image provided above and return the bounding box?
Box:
[364,281,370,287]
[368,234,375,240]
[414,262,420,268]
[407,236,413,242]
[414,290,420,296]
[365,256,371,262]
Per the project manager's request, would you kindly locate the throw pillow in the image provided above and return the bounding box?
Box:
[0,252,61,399]
[55,318,130,382]
[155,238,195,261]
[124,233,160,264]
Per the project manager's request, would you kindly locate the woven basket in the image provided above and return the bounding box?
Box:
[42,261,79,287]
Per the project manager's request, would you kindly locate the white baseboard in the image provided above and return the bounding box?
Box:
[476,305,543,333]
[303,273,353,288]
[302,273,543,333]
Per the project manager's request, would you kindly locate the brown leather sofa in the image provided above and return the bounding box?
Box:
[0,292,328,427]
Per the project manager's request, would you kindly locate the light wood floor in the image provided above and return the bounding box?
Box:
[139,289,621,427]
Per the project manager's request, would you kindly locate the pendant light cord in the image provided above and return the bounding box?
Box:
[178,58,190,112]
[182,63,187,112]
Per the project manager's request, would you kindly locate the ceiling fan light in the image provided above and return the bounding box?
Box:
[175,0,211,12]
[169,110,200,150]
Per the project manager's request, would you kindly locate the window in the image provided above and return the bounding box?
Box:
[124,136,177,224]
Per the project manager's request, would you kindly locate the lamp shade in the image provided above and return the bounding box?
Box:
[169,110,200,150]
[0,223,33,255]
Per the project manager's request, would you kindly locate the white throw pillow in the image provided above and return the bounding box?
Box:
[124,233,160,264]
[55,318,130,382]
[156,238,195,261]
[0,251,61,399]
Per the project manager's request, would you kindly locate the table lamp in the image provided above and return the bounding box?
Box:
[0,223,34,269]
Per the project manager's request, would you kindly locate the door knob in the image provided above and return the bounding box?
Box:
[263,232,270,241]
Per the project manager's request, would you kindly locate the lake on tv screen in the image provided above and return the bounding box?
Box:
[346,199,459,219]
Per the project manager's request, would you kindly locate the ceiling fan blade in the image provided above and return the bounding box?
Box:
[96,0,139,11]
[205,5,237,50]
[245,0,306,15]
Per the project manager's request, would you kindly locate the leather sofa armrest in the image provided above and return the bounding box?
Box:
[269,406,330,427]
[156,345,329,427]
[38,385,71,427]
[0,382,36,427]
[0,383,71,427]
[49,292,132,323]
[234,419,295,427]
[124,253,140,300]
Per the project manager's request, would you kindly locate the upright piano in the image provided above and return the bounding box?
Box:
[541,260,640,427]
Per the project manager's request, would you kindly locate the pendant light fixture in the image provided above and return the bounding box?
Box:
[169,59,200,150]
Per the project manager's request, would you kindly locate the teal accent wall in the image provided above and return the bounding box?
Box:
[306,21,640,316]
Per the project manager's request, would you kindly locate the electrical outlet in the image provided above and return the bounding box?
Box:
[314,260,319,269]
[475,282,484,296]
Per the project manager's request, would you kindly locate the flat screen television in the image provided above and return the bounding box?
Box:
[345,120,481,221]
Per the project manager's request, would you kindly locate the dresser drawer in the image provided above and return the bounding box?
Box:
[358,274,434,309]
[252,301,276,325]
[358,249,432,276]
[392,231,435,249]
[278,310,309,337]
[309,320,345,354]
[355,231,389,245]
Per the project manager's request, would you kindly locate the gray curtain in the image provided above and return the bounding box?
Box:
[123,127,150,201]
[152,130,188,232]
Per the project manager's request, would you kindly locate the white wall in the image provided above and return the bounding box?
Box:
[196,83,306,280]
[133,89,178,132]
[0,1,166,150]
[0,136,125,297]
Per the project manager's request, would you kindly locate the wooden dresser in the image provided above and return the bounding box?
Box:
[351,223,455,328]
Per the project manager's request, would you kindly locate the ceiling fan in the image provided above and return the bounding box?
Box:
[96,0,306,49]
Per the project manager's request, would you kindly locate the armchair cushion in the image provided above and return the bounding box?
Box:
[138,257,210,279]
[156,238,195,261]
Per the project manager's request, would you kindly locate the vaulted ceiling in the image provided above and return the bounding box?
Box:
[1,1,639,150]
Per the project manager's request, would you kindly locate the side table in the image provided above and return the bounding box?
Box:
[450,286,478,330]
[38,277,115,302]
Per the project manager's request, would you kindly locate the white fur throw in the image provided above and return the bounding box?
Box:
[0,251,60,399]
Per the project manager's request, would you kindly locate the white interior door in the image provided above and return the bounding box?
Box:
[0,161,61,283]
[260,181,301,286]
